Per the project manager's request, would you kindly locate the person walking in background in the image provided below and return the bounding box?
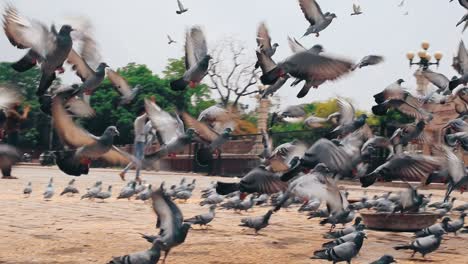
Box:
[1,102,30,179]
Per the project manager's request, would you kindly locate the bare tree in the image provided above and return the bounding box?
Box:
[207,39,260,107]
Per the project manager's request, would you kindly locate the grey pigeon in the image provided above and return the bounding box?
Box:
[254,194,270,206]
[108,240,161,264]
[117,182,136,200]
[454,202,468,212]
[256,22,278,66]
[174,190,192,202]
[445,132,468,151]
[176,0,188,14]
[60,178,79,196]
[322,231,366,249]
[43,178,54,200]
[107,69,140,105]
[81,181,102,200]
[394,230,444,258]
[351,4,363,16]
[352,55,384,70]
[136,184,152,202]
[135,181,147,194]
[200,193,224,206]
[331,98,368,136]
[442,213,466,235]
[298,0,337,37]
[23,182,32,197]
[323,219,364,239]
[428,197,456,211]
[287,36,324,55]
[390,120,426,152]
[149,188,191,263]
[184,205,216,227]
[3,5,74,96]
[235,195,255,212]
[369,255,397,264]
[415,220,446,237]
[312,232,366,263]
[95,185,112,201]
[239,209,273,234]
[167,35,176,45]
[260,51,353,98]
[170,26,210,91]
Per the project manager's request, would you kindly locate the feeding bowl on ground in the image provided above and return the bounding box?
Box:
[360,212,438,232]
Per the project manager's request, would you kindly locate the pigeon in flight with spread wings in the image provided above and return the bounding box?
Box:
[298,0,337,37]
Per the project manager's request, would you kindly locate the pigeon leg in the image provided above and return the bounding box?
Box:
[315,33,320,37]
[410,251,416,258]
[162,249,171,264]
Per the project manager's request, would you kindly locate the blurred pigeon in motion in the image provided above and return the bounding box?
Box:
[167,35,176,45]
[239,209,273,234]
[200,192,224,206]
[445,132,468,151]
[324,222,365,239]
[369,255,397,264]
[106,69,140,105]
[390,120,427,153]
[352,55,384,70]
[394,229,445,258]
[433,146,468,201]
[54,149,89,176]
[256,22,278,61]
[0,144,21,173]
[197,104,238,134]
[287,36,324,54]
[174,190,192,202]
[254,194,270,206]
[43,178,54,200]
[298,0,337,37]
[95,185,112,202]
[23,182,32,197]
[454,202,468,212]
[184,205,216,228]
[442,213,466,235]
[312,232,367,263]
[108,240,161,264]
[261,50,353,98]
[145,188,191,263]
[135,181,147,194]
[81,181,102,200]
[351,4,363,16]
[322,230,366,249]
[415,220,447,237]
[330,98,368,136]
[267,140,307,173]
[60,178,79,196]
[271,104,307,124]
[136,184,152,202]
[170,26,210,91]
[176,0,188,14]
[117,182,136,200]
[3,5,76,96]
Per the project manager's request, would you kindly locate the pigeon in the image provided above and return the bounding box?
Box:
[287,36,324,54]
[3,5,75,96]
[394,229,445,258]
[0,144,21,172]
[256,22,278,63]
[106,69,140,105]
[351,4,363,16]
[312,232,366,263]
[184,205,216,227]
[308,208,330,219]
[254,194,270,206]
[200,193,224,206]
[369,255,397,264]
[445,132,468,151]
[331,98,368,136]
[135,181,147,194]
[323,222,365,239]
[415,221,448,237]
[23,182,32,197]
[352,55,384,70]
[267,140,307,173]
[148,188,191,263]
[81,181,102,200]
[421,69,452,95]
[167,35,176,45]
[435,146,468,201]
[454,202,468,212]
[235,195,255,212]
[143,100,194,166]
[390,120,427,153]
[360,154,441,187]
[197,104,238,133]
[52,95,137,171]
[43,178,54,200]
[170,26,210,91]
[322,231,366,249]
[117,182,136,200]
[260,51,353,98]
[95,185,112,201]
[108,241,161,264]
[60,178,79,196]
[176,0,188,14]
[239,209,273,234]
[442,213,466,235]
[173,190,192,202]
[216,166,288,195]
[136,184,152,202]
[298,0,337,37]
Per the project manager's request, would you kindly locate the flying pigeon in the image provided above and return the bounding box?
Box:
[106,69,140,105]
[298,0,337,37]
[176,0,188,14]
[167,35,176,45]
[170,26,210,91]
[256,22,278,64]
[352,55,384,70]
[351,4,363,16]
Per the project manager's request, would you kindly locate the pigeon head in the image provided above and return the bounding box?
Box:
[354,216,363,224]
[313,163,330,174]
[358,114,368,120]
[223,127,233,135]
[328,13,337,19]
[396,79,405,85]
[105,126,120,137]
[356,224,366,231]
[59,25,74,35]
[181,222,191,235]
[96,63,109,71]
[311,44,324,53]
[451,197,457,202]
[442,217,451,223]
[273,43,279,48]
[209,205,217,211]
[186,128,196,137]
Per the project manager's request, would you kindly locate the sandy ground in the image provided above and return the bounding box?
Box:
[0,166,467,264]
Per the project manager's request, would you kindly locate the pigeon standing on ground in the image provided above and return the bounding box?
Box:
[60,179,79,196]
[239,209,273,234]
[43,178,54,200]
[81,181,102,200]
[369,255,397,264]
[170,26,210,91]
[298,0,337,37]
[136,184,152,202]
[415,220,447,237]
[394,230,445,258]
[95,185,112,202]
[23,182,32,197]
[312,232,367,263]
[442,213,466,235]
[184,205,216,228]
[117,182,137,200]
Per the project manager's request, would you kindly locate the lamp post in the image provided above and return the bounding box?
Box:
[406,41,443,96]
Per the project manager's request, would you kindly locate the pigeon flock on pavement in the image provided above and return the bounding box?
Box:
[1,0,468,263]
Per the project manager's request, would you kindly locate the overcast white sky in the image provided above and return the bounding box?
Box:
[0,0,466,111]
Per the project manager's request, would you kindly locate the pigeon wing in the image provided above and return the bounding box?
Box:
[298,0,325,26]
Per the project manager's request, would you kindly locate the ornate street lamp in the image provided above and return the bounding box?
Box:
[406,41,443,70]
